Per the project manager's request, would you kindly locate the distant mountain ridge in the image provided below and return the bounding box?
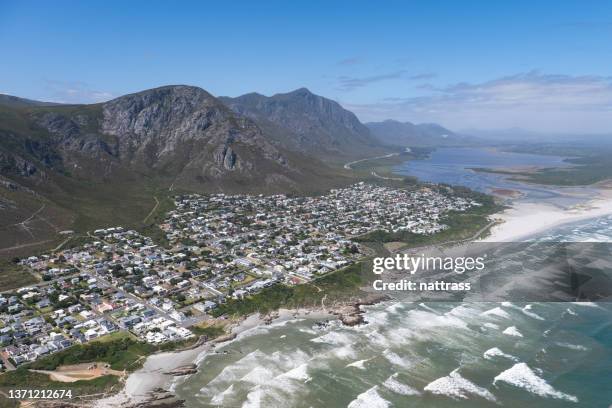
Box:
[220,88,384,159]
[366,119,469,147]
[0,94,62,108]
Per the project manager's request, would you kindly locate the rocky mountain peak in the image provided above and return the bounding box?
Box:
[220,88,380,157]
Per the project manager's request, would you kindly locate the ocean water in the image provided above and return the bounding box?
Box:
[533,214,612,243]
[173,216,612,407]
[174,300,611,407]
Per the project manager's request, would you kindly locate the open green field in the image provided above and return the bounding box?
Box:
[27,332,155,371]
[189,322,227,339]
[0,260,38,291]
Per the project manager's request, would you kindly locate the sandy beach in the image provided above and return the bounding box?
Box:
[94,308,334,407]
[483,188,612,242]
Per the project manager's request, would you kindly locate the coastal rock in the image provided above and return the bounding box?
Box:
[330,304,365,326]
[128,388,186,408]
[213,332,237,343]
[329,295,390,327]
[163,363,198,376]
[263,311,280,324]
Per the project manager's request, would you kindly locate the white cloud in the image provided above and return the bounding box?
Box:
[42,79,114,104]
[337,70,407,91]
[336,71,436,92]
[347,71,612,133]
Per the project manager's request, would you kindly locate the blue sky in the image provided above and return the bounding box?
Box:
[2,0,612,132]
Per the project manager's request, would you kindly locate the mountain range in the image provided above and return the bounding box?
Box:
[220,88,383,160]
[366,119,472,147]
[0,85,460,258]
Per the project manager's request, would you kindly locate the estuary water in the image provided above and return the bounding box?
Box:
[393,147,595,207]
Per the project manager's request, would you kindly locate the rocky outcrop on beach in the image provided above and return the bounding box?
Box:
[330,304,364,326]
[126,389,185,408]
[262,310,280,324]
[329,295,391,326]
[213,332,237,343]
[163,363,198,376]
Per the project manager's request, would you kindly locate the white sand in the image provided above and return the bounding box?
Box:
[483,190,612,242]
[95,308,333,407]
[94,341,212,407]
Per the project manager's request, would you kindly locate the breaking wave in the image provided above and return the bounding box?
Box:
[382,373,420,396]
[347,386,391,408]
[483,347,519,362]
[424,368,497,402]
[493,363,578,403]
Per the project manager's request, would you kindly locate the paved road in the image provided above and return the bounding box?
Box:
[343,153,399,170]
[371,171,403,181]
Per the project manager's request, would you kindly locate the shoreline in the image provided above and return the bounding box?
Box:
[483,188,612,242]
[93,307,338,407]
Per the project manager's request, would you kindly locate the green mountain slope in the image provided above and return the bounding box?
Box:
[0,86,358,258]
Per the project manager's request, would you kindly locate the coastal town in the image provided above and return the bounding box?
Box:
[0,183,479,371]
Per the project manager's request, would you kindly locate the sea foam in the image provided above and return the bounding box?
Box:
[493,363,578,402]
[556,342,588,351]
[346,359,370,369]
[347,386,391,408]
[310,331,353,345]
[277,363,310,381]
[383,349,413,367]
[242,385,266,408]
[522,305,544,320]
[424,368,496,402]
[210,384,235,405]
[480,307,511,319]
[382,373,420,396]
[483,347,519,362]
[502,326,523,337]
